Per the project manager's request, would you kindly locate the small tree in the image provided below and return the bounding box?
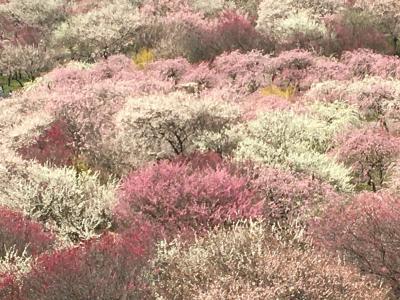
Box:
[115,92,240,161]
[0,0,66,29]
[335,127,400,191]
[324,8,394,55]
[0,44,52,88]
[311,191,400,296]
[52,0,142,60]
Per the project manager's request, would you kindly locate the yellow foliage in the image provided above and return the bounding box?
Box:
[260,84,295,99]
[132,48,155,69]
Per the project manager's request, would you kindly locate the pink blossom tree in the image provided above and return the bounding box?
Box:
[19,225,154,299]
[0,207,55,257]
[335,127,400,191]
[310,191,400,296]
[114,159,262,235]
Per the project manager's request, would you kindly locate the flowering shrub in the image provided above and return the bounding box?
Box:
[17,119,75,167]
[156,8,214,62]
[152,220,391,299]
[253,167,338,223]
[52,0,142,60]
[311,191,400,296]
[304,56,352,83]
[1,162,116,243]
[353,0,400,55]
[210,50,270,94]
[40,61,139,177]
[234,108,355,191]
[147,57,190,83]
[0,44,52,86]
[324,8,393,55]
[335,127,400,191]
[340,49,400,78]
[211,10,267,54]
[115,92,240,165]
[0,273,20,300]
[267,49,316,91]
[256,0,332,51]
[304,77,400,123]
[190,0,232,17]
[0,0,66,29]
[0,207,55,257]
[260,84,295,99]
[178,62,221,93]
[115,159,262,235]
[132,48,155,69]
[19,225,154,300]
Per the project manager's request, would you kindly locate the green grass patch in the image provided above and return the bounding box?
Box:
[0,76,32,95]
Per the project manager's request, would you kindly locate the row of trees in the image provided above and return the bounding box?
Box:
[1,0,400,95]
[1,0,400,298]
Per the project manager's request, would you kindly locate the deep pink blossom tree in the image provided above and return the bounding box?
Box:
[0,207,55,257]
[324,9,393,55]
[19,224,154,300]
[211,10,268,54]
[17,119,75,167]
[114,159,262,235]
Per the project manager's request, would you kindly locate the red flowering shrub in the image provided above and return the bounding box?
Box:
[212,10,268,55]
[310,191,400,296]
[17,119,75,167]
[0,273,20,300]
[115,159,262,235]
[335,127,400,191]
[324,9,393,55]
[0,207,55,257]
[19,224,154,300]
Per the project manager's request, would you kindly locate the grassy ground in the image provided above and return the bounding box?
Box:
[0,76,31,95]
